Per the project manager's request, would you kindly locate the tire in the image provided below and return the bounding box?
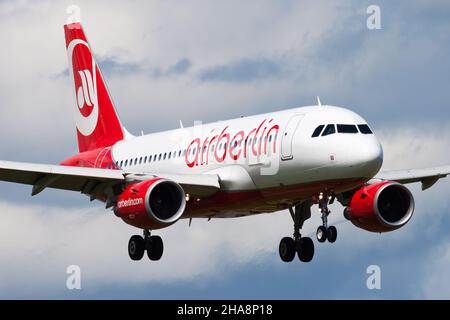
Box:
[327,226,337,243]
[279,237,295,262]
[297,237,314,262]
[128,235,145,261]
[147,235,164,261]
[343,208,351,220]
[316,226,327,243]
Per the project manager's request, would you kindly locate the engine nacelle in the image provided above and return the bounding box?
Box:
[346,181,415,233]
[114,178,186,229]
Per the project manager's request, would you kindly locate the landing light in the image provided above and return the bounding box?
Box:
[185,194,190,202]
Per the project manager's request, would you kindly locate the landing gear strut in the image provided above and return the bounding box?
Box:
[316,193,337,243]
[279,201,314,263]
[128,230,164,261]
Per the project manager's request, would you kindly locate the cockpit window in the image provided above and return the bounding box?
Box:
[322,124,336,136]
[337,124,358,133]
[311,125,325,137]
[358,124,373,134]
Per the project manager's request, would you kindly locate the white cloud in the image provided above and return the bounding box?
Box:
[421,241,450,299]
[377,125,450,170]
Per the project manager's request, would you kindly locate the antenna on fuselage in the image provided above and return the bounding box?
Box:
[317,96,322,106]
[179,120,184,128]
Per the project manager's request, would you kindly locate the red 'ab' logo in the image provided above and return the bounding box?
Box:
[67,39,99,136]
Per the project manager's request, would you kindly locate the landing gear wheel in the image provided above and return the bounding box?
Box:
[147,235,164,261]
[297,237,314,262]
[327,226,337,243]
[128,235,145,261]
[316,226,327,243]
[279,237,296,262]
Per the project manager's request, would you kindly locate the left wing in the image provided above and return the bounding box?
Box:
[0,160,220,200]
[374,165,450,190]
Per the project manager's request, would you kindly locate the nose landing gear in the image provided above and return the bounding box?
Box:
[315,193,338,243]
[278,192,340,263]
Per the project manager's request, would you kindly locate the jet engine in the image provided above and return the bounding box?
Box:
[114,178,186,229]
[345,181,414,232]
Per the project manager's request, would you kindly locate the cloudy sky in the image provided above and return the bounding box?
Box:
[1,0,450,299]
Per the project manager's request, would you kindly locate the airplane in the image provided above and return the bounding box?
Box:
[1,21,449,263]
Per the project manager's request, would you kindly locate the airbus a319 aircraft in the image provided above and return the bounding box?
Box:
[1,21,449,263]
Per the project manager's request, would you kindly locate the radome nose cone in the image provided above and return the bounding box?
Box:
[361,140,383,176]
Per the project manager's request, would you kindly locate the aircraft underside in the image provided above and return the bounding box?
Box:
[182,177,367,218]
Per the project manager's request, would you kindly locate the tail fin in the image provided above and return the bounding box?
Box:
[64,22,124,153]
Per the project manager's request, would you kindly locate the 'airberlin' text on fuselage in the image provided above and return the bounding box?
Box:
[185,118,279,168]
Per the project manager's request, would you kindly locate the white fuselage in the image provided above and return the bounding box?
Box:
[109,105,383,216]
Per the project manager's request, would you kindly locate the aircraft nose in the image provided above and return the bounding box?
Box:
[353,138,383,177]
[365,140,383,171]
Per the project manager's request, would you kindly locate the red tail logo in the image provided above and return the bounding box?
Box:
[67,38,98,136]
[65,23,124,153]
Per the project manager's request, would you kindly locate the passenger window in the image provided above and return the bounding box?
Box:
[144,156,147,163]
[322,124,336,136]
[164,153,167,160]
[139,157,143,164]
[312,125,325,137]
[178,150,182,157]
[158,154,162,161]
[337,124,358,133]
[168,152,171,159]
[134,158,137,165]
[124,160,128,167]
[358,124,373,134]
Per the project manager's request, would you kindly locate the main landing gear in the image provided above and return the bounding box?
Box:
[128,230,164,261]
[279,193,338,263]
[279,201,314,263]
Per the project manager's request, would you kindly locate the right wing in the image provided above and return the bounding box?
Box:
[0,160,220,202]
[374,165,450,190]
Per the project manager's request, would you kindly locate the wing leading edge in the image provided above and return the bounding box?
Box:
[374,165,450,190]
[0,160,220,199]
